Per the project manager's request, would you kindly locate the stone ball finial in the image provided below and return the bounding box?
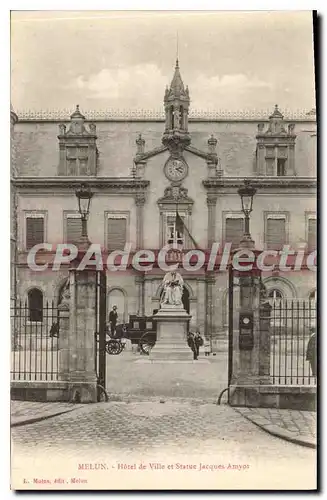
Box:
[70,104,85,121]
[269,103,284,120]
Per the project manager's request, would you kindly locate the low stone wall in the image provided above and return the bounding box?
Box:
[11,381,69,402]
[11,380,97,403]
[229,384,316,411]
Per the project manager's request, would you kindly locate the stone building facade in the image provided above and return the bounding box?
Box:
[11,60,317,348]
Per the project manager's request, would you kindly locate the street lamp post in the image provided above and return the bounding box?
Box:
[238,179,257,249]
[75,184,93,251]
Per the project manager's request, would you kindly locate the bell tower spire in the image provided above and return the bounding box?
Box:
[162,58,191,153]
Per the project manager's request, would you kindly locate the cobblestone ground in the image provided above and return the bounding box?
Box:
[236,407,316,445]
[11,401,82,426]
[11,402,316,490]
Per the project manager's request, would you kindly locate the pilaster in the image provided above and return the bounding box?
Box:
[135,193,146,248]
[206,194,218,247]
[58,301,70,382]
[205,273,216,340]
[257,143,265,175]
[288,144,296,176]
[135,274,145,316]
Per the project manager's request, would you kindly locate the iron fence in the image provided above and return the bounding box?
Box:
[269,299,316,385]
[11,301,59,381]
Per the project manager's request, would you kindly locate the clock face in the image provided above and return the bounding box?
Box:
[164,157,188,182]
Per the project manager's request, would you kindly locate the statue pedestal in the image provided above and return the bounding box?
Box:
[150,305,193,361]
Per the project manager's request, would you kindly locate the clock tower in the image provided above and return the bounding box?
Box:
[162,59,191,155]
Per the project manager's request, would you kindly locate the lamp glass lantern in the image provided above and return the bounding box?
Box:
[75,184,93,220]
[237,179,257,248]
[238,180,257,217]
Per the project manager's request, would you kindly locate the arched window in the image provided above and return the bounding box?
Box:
[309,289,317,304]
[268,289,283,303]
[268,289,284,327]
[28,288,43,322]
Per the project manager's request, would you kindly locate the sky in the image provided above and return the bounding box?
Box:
[10,11,316,113]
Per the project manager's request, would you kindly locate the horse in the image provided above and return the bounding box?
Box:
[107,322,129,340]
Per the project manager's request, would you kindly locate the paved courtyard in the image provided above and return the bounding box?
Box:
[11,401,316,490]
[104,349,228,401]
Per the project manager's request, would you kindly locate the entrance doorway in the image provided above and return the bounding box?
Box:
[182,287,190,313]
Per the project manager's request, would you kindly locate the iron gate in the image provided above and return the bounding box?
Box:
[227,264,317,391]
[95,270,107,398]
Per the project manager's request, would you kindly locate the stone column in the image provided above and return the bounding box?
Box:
[88,144,97,175]
[144,279,154,316]
[68,268,98,403]
[259,301,272,378]
[206,161,217,178]
[135,274,145,315]
[58,144,66,175]
[257,144,265,175]
[135,193,145,249]
[196,279,206,333]
[205,273,215,341]
[288,144,296,176]
[207,194,218,247]
[274,147,278,175]
[58,297,70,383]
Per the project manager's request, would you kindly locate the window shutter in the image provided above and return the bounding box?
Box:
[107,218,127,250]
[266,218,286,250]
[26,217,44,250]
[266,158,275,176]
[225,218,244,248]
[66,217,83,244]
[308,219,316,251]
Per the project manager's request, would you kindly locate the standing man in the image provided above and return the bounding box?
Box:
[306,327,317,377]
[187,332,198,359]
[194,329,203,359]
[109,305,118,338]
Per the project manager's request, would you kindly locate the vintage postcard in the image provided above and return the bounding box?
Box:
[10,10,317,490]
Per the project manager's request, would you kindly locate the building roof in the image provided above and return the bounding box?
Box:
[15,108,316,122]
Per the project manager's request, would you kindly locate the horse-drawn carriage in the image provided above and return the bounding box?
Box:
[127,314,158,354]
[105,313,158,355]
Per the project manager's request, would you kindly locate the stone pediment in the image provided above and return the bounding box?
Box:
[157,185,194,206]
[58,105,97,140]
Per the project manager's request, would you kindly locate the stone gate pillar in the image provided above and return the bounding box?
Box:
[69,268,98,402]
[229,272,274,408]
[58,268,98,403]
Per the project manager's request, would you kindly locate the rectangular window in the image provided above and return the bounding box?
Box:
[277,158,287,176]
[65,147,89,175]
[107,217,127,251]
[165,213,185,246]
[225,217,244,248]
[26,217,44,250]
[266,217,286,250]
[265,158,275,176]
[308,218,316,252]
[66,215,83,244]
